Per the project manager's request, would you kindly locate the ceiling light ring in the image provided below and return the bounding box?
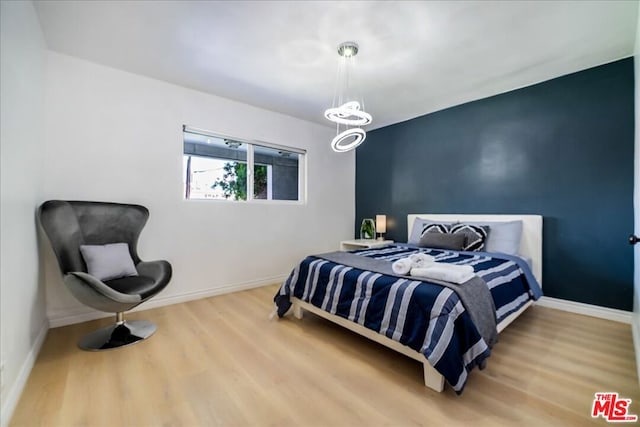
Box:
[324,101,372,126]
[324,108,372,126]
[330,128,367,152]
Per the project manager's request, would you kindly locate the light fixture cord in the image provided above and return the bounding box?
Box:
[331,55,341,113]
[352,55,365,113]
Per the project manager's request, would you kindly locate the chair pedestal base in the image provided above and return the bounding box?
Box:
[78,320,156,351]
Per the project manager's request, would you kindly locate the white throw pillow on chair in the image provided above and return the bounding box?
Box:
[80,243,139,281]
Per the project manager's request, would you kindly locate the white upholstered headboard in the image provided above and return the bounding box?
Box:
[407,214,543,285]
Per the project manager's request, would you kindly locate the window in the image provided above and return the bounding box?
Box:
[183,126,305,202]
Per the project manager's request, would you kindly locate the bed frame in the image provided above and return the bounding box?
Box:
[291,214,543,392]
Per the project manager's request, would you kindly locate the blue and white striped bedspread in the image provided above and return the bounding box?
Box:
[274,244,541,394]
[361,244,541,324]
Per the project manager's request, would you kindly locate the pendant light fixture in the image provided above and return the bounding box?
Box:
[325,41,372,152]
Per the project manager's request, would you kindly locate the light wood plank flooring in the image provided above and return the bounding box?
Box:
[10,284,639,426]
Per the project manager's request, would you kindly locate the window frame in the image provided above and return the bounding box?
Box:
[182,125,306,204]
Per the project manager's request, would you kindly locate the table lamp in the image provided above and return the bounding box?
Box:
[376,214,386,241]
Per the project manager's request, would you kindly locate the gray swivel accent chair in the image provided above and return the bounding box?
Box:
[38,200,172,350]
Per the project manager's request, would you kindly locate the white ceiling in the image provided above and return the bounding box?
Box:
[34,1,638,130]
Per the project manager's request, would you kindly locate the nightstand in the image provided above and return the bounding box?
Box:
[340,239,394,251]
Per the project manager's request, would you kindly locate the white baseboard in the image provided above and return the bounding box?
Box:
[1,320,49,427]
[48,274,287,328]
[536,296,632,324]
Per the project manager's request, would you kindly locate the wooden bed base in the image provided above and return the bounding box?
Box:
[290,296,533,392]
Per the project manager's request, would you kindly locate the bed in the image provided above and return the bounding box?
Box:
[274,214,543,393]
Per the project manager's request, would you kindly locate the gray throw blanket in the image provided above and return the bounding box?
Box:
[316,251,498,348]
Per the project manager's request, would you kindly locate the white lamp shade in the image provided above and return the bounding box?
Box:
[376,215,386,233]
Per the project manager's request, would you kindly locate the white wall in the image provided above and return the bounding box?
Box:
[43,52,355,325]
[0,2,48,426]
[633,4,640,384]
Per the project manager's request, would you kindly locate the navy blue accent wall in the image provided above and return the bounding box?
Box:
[356,58,634,311]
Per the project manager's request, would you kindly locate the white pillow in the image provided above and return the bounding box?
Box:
[467,220,523,255]
[80,243,138,281]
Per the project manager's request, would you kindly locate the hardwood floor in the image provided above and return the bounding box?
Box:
[10,284,639,426]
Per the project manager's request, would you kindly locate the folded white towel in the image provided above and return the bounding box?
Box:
[431,263,474,274]
[393,253,437,274]
[408,253,435,268]
[410,263,475,284]
[392,258,413,275]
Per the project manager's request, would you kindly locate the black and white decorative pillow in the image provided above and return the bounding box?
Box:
[420,222,453,239]
[450,223,490,251]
